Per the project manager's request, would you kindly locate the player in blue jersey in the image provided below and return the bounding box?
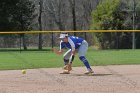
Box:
[53,32,93,74]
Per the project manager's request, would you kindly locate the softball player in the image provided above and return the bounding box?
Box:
[53,33,93,74]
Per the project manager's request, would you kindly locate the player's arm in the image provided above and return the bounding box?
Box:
[53,48,64,55]
[53,40,65,55]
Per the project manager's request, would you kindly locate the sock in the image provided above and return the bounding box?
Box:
[64,59,69,65]
[79,56,91,70]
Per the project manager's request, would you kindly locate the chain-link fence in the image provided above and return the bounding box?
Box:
[0,32,92,51]
[0,31,140,51]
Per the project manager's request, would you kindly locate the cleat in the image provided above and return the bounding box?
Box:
[60,70,70,74]
[63,65,68,70]
[84,70,94,75]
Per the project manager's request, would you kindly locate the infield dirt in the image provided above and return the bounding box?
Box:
[0,65,140,93]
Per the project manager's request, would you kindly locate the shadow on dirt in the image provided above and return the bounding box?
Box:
[67,73,113,77]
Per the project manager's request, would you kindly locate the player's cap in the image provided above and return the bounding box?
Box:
[59,33,68,38]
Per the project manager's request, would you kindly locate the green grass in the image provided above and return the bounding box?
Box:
[0,49,140,70]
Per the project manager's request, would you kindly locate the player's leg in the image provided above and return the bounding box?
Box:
[78,40,93,74]
[62,49,72,73]
[63,49,71,65]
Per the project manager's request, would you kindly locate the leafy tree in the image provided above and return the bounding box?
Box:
[0,0,35,49]
[116,0,140,48]
[11,0,35,31]
[90,0,134,49]
[91,0,122,30]
[135,0,140,48]
[0,0,18,31]
[0,0,35,31]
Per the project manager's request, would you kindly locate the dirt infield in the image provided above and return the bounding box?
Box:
[0,65,140,93]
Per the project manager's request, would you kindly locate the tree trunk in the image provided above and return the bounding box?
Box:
[69,0,77,35]
[22,34,27,50]
[72,0,76,36]
[38,0,43,50]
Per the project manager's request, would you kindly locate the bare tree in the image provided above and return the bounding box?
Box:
[68,0,77,36]
[46,0,65,30]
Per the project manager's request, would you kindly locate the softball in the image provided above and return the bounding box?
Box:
[22,70,26,74]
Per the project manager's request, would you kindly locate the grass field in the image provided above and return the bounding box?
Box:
[0,49,140,70]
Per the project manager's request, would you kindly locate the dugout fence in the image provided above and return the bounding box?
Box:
[0,30,140,51]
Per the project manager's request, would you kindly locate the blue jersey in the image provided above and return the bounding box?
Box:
[60,36,84,51]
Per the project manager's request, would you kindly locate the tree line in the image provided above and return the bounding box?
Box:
[0,0,140,49]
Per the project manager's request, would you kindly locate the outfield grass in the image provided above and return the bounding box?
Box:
[0,49,140,70]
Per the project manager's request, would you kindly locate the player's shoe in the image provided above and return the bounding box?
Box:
[60,70,70,74]
[63,65,68,70]
[84,69,94,75]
